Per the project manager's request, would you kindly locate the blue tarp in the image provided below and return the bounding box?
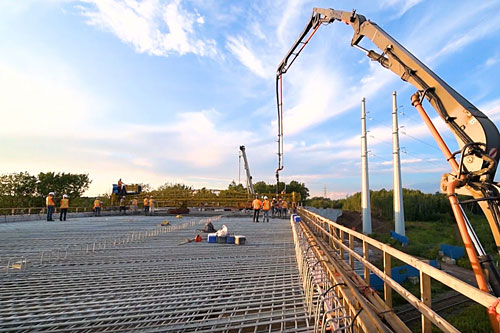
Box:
[390,230,409,246]
[440,244,464,259]
[370,260,438,290]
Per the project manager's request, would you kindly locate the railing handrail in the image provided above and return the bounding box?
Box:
[298,207,500,315]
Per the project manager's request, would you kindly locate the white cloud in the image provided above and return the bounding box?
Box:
[480,98,500,121]
[381,0,423,17]
[80,0,216,57]
[0,63,99,135]
[276,0,303,45]
[226,36,269,78]
[426,17,500,63]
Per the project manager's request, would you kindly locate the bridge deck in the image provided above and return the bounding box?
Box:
[0,215,309,332]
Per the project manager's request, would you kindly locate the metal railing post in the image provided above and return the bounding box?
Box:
[349,234,354,269]
[384,251,392,307]
[363,241,370,285]
[420,271,432,333]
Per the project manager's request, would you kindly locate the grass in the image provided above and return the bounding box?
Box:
[370,214,498,331]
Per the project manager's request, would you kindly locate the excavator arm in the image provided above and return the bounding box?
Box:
[276,8,500,298]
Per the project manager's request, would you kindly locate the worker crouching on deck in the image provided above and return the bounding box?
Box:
[262,196,270,223]
[46,192,55,221]
[143,196,149,215]
[252,195,262,223]
[60,195,69,221]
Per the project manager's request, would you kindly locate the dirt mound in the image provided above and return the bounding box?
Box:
[336,210,391,234]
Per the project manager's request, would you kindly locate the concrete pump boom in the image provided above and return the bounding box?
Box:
[239,145,255,197]
[276,8,500,301]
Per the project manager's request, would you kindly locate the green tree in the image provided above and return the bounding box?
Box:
[227,181,246,192]
[37,172,91,199]
[0,172,38,207]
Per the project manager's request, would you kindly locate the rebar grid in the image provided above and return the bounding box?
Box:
[0,215,309,332]
[290,217,353,333]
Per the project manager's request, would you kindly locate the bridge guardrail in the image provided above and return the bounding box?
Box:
[298,207,500,332]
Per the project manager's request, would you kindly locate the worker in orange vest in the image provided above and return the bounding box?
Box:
[149,196,155,216]
[59,194,69,221]
[252,195,262,223]
[262,196,271,223]
[46,192,55,221]
[143,196,149,215]
[93,197,102,216]
[282,200,289,218]
[131,198,138,214]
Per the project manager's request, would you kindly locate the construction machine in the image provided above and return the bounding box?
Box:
[276,7,500,307]
[239,145,256,197]
[110,183,142,206]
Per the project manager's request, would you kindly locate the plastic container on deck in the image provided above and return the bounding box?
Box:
[235,235,246,245]
[217,236,227,244]
[226,235,235,244]
[208,233,217,243]
[293,215,301,223]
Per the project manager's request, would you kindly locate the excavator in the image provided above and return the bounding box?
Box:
[276,7,500,318]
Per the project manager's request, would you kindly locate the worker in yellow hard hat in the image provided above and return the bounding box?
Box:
[46,192,55,221]
[59,194,69,221]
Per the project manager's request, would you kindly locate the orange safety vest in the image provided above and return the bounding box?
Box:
[144,198,149,206]
[149,198,154,206]
[132,199,138,205]
[282,201,289,209]
[60,198,69,209]
[252,199,262,210]
[93,199,101,209]
[46,196,55,207]
[262,200,270,211]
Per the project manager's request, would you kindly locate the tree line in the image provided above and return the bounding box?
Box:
[0,171,310,209]
[0,172,91,208]
[305,188,481,222]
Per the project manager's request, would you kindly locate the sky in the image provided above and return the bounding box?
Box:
[1,0,500,198]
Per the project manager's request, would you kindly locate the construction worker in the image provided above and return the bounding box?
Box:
[59,194,69,221]
[118,178,125,195]
[262,196,271,223]
[93,197,101,216]
[119,196,127,214]
[149,196,155,216]
[282,200,289,218]
[277,199,283,217]
[131,198,138,214]
[252,195,262,223]
[46,192,55,221]
[271,197,278,218]
[144,196,149,215]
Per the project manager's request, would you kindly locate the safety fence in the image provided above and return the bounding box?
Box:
[297,207,500,332]
[1,216,221,274]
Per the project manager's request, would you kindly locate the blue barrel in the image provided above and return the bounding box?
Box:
[208,234,216,243]
[227,235,235,244]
